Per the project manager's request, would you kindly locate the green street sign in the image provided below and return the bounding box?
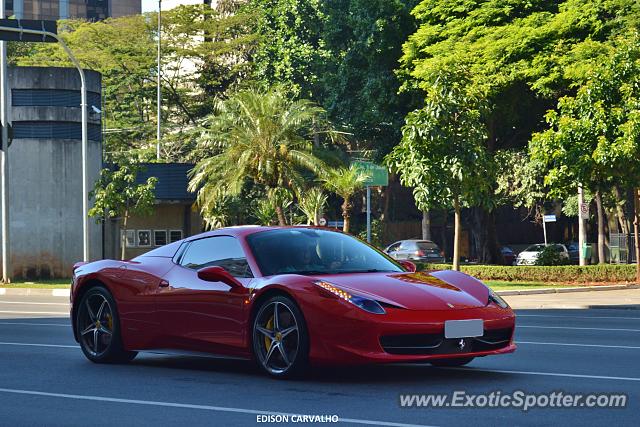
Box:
[352,161,389,187]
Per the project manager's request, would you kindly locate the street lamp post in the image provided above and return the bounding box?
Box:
[157,0,162,160]
[0,22,90,263]
[0,0,10,281]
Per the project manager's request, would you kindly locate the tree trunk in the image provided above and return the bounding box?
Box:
[422,209,431,240]
[613,185,630,235]
[120,210,129,261]
[469,207,499,264]
[634,188,640,283]
[595,190,606,264]
[342,197,350,233]
[453,197,461,271]
[275,205,287,226]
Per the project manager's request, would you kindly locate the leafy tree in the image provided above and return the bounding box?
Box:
[322,165,369,233]
[189,88,337,226]
[248,0,327,98]
[89,161,157,260]
[386,70,491,270]
[530,35,640,264]
[319,0,420,161]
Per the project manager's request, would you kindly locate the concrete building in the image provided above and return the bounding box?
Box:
[104,163,203,260]
[1,66,102,279]
[5,0,141,20]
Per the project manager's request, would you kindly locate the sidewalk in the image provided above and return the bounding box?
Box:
[504,288,640,310]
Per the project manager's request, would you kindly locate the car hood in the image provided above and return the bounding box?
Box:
[309,270,489,310]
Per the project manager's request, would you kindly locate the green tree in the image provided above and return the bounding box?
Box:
[89,161,157,260]
[322,166,369,233]
[386,70,491,271]
[530,35,640,264]
[189,88,336,226]
[248,0,327,98]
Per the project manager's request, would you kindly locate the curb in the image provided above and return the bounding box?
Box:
[0,288,70,297]
[497,284,640,296]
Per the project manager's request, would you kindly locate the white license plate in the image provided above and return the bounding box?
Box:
[444,319,483,338]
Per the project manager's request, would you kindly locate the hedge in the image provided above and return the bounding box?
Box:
[415,263,637,283]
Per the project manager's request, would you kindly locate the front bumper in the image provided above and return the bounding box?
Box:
[300,297,516,365]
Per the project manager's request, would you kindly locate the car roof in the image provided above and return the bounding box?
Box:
[184,225,344,241]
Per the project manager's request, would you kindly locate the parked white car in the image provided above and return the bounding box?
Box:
[515,244,570,266]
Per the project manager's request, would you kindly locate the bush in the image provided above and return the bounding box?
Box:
[415,263,636,283]
[534,246,570,266]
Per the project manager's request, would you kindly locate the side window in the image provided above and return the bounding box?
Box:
[399,241,415,250]
[179,236,253,278]
[387,242,401,252]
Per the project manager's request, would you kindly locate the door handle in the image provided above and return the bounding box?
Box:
[159,280,170,288]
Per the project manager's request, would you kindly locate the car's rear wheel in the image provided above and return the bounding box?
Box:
[252,296,309,378]
[430,357,474,367]
[77,286,137,363]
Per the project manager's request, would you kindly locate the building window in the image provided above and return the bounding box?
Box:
[137,230,151,247]
[154,230,167,247]
[170,230,183,243]
[123,230,136,248]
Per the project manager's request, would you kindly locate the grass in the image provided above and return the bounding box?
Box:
[1,279,70,289]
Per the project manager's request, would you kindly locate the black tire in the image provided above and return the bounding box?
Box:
[430,357,474,367]
[76,286,137,363]
[252,296,309,378]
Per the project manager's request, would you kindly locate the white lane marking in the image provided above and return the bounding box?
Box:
[0,388,435,427]
[519,325,640,332]
[0,311,68,315]
[52,289,70,297]
[517,341,640,350]
[0,342,77,349]
[0,322,68,327]
[0,301,68,306]
[518,314,640,320]
[450,368,640,382]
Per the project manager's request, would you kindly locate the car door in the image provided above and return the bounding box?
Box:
[396,241,415,260]
[156,236,252,356]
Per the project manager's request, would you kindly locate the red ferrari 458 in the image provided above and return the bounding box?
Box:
[71,226,516,377]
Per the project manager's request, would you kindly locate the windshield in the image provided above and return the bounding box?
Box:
[525,244,546,252]
[246,228,403,276]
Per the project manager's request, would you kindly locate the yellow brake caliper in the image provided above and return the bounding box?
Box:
[264,316,274,351]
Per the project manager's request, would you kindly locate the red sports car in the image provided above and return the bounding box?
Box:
[71,226,516,377]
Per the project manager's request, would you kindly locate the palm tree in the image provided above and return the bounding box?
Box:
[189,89,336,225]
[298,187,328,225]
[322,166,369,233]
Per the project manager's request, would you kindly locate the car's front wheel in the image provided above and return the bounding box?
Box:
[430,357,474,367]
[252,296,309,378]
[76,286,137,363]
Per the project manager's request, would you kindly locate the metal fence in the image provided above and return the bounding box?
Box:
[609,233,637,264]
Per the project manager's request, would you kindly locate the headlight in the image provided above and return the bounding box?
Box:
[314,281,386,315]
[488,287,509,309]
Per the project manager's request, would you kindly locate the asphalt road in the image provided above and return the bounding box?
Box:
[0,292,639,426]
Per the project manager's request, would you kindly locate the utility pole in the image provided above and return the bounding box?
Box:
[0,0,9,282]
[157,0,162,160]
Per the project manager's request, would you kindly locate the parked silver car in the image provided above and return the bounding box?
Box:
[515,243,570,265]
[384,240,446,263]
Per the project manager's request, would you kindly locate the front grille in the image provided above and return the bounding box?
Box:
[380,328,513,355]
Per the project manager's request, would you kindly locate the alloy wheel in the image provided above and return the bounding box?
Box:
[78,293,114,357]
[254,301,300,375]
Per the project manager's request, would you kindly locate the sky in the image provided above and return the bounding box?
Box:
[141,0,159,13]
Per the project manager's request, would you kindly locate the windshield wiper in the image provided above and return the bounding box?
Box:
[335,269,397,274]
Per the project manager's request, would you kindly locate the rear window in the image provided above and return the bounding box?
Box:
[416,241,439,250]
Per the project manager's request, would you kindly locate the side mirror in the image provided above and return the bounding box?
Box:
[197,266,243,288]
[399,260,417,273]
